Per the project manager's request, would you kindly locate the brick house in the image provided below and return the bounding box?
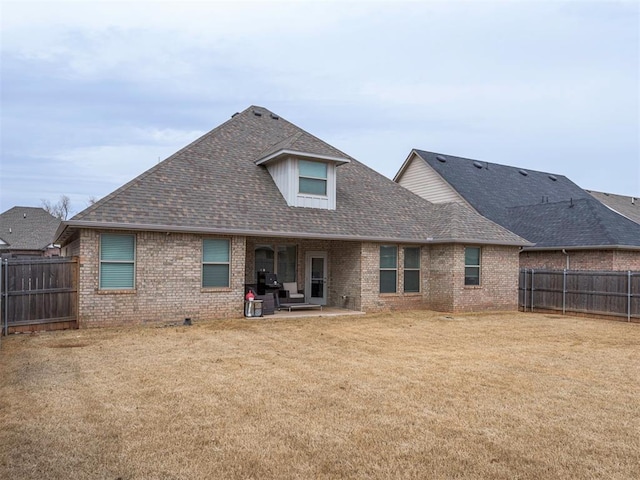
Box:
[55,106,528,328]
[0,206,61,258]
[394,150,640,271]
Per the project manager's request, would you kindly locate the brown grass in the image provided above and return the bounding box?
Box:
[0,311,638,479]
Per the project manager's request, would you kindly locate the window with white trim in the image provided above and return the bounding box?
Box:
[464,246,481,286]
[100,234,135,289]
[203,239,230,288]
[403,247,420,293]
[299,159,327,196]
[380,245,398,293]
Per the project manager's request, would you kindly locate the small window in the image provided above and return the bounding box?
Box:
[203,239,230,288]
[100,234,135,289]
[403,247,420,293]
[464,247,481,286]
[299,160,327,196]
[380,245,398,293]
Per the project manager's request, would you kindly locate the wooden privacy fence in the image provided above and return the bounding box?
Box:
[519,268,640,321]
[1,257,79,334]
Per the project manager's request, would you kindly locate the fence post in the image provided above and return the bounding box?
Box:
[3,259,8,336]
[531,269,535,312]
[629,271,632,323]
[523,268,527,312]
[0,260,2,343]
[563,269,567,315]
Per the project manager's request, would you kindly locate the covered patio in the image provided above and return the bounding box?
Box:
[244,236,363,313]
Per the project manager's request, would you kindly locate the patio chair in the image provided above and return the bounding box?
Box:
[280,282,305,303]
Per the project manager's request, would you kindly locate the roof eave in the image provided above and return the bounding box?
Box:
[58,220,529,247]
[255,149,351,167]
[522,244,640,252]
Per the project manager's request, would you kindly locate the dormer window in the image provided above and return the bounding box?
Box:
[299,160,328,196]
[254,131,350,211]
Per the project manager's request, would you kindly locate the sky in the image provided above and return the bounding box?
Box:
[1,0,638,217]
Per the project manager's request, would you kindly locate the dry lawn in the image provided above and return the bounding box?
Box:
[0,311,638,479]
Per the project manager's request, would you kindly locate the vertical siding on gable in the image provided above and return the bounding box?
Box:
[266,157,295,206]
[398,155,462,204]
[266,157,337,210]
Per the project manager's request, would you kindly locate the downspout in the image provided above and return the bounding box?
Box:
[562,249,570,270]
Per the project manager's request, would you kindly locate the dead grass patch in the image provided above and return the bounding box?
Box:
[0,311,638,479]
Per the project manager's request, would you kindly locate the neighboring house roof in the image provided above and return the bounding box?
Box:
[587,190,640,225]
[0,206,61,252]
[506,198,640,249]
[57,106,527,247]
[399,150,640,250]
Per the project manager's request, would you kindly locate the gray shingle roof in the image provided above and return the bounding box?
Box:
[413,150,640,249]
[506,199,640,248]
[58,107,527,246]
[0,207,61,251]
[587,190,640,225]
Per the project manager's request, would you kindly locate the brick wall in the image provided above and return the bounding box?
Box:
[450,245,520,312]
[360,242,430,312]
[346,242,519,313]
[75,229,522,327]
[520,249,640,271]
[328,241,362,310]
[613,250,640,271]
[427,245,455,311]
[77,229,246,328]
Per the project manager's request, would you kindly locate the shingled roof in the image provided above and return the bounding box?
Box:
[0,207,61,252]
[587,190,640,225]
[57,106,527,246]
[411,150,640,249]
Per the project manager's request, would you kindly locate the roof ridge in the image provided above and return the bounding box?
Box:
[414,149,568,179]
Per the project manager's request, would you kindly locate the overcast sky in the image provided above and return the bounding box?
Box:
[1,0,638,216]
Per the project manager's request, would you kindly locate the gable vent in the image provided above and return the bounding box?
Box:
[548,175,557,181]
[519,169,528,176]
[252,110,262,117]
[473,161,483,169]
[436,155,447,163]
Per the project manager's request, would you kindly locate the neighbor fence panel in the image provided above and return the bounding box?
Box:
[519,269,640,321]
[1,257,78,333]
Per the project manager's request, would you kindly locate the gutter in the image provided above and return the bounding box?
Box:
[55,220,531,247]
